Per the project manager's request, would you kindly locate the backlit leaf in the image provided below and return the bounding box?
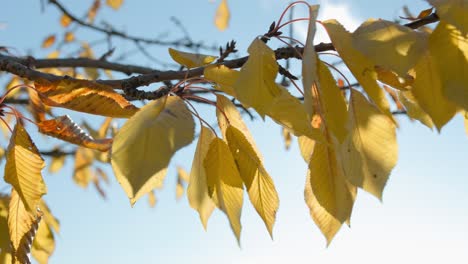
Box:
[304,172,342,245]
[148,191,157,208]
[429,22,468,111]
[298,135,315,163]
[398,90,434,128]
[60,14,72,27]
[204,137,243,243]
[176,167,189,200]
[4,123,46,213]
[352,19,428,76]
[204,65,238,96]
[0,194,9,251]
[87,0,100,23]
[214,0,230,31]
[111,96,195,205]
[226,126,279,237]
[168,48,217,68]
[282,128,292,150]
[106,0,124,10]
[73,147,94,188]
[64,31,75,43]
[464,112,468,136]
[411,51,457,130]
[41,35,56,49]
[341,89,398,200]
[323,19,394,120]
[31,221,55,264]
[308,137,355,223]
[188,126,216,229]
[48,152,66,173]
[427,0,468,35]
[34,79,138,118]
[302,4,320,119]
[233,38,282,117]
[8,189,42,264]
[38,115,113,152]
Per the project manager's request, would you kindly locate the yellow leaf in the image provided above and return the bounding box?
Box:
[204,65,239,96]
[37,200,59,234]
[214,0,230,31]
[204,137,243,243]
[233,38,282,117]
[106,0,124,10]
[427,0,468,35]
[397,90,434,128]
[148,190,157,208]
[176,167,189,200]
[4,123,46,213]
[298,135,315,163]
[177,166,190,183]
[429,22,468,111]
[31,221,55,264]
[352,19,428,76]
[188,126,216,229]
[411,51,457,130]
[341,89,398,200]
[41,35,56,49]
[375,66,413,90]
[308,138,355,223]
[168,48,217,68]
[464,112,468,136]
[323,20,394,121]
[60,14,72,27]
[87,0,100,23]
[46,50,60,59]
[0,194,9,251]
[265,84,325,141]
[316,61,348,142]
[304,171,342,245]
[282,127,292,150]
[73,147,94,188]
[302,4,320,119]
[8,189,42,264]
[111,96,195,205]
[0,251,12,264]
[34,79,139,118]
[64,31,75,43]
[226,126,279,238]
[49,152,66,173]
[38,115,113,152]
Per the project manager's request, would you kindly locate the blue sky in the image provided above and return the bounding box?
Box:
[2,0,468,263]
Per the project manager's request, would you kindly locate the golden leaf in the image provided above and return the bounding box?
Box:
[49,152,66,173]
[429,22,468,111]
[87,0,101,23]
[427,0,467,35]
[4,123,46,213]
[176,167,189,200]
[226,126,279,238]
[204,137,243,243]
[204,65,238,96]
[31,221,55,264]
[8,189,42,264]
[187,126,216,229]
[148,190,157,208]
[397,90,434,128]
[73,147,94,188]
[352,19,428,76]
[282,127,292,150]
[214,0,230,31]
[38,115,113,152]
[168,48,217,68]
[0,194,9,251]
[341,89,398,200]
[111,96,195,205]
[375,66,414,90]
[233,38,282,117]
[34,79,138,118]
[60,14,72,27]
[323,19,394,120]
[106,0,124,10]
[64,31,75,43]
[41,35,56,49]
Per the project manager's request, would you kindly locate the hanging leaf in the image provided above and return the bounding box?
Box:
[304,172,342,245]
[60,14,72,27]
[4,122,46,213]
[0,194,9,252]
[323,20,394,120]
[427,0,467,35]
[464,112,468,136]
[48,152,66,173]
[204,137,244,243]
[226,126,279,238]
[341,89,398,200]
[87,0,101,23]
[176,167,189,200]
[34,79,138,118]
[375,66,413,91]
[397,90,434,129]
[410,51,457,130]
[168,48,217,69]
[352,19,428,76]
[282,128,292,150]
[148,190,157,208]
[41,35,56,49]
[31,220,55,264]
[429,22,468,111]
[204,65,239,96]
[64,31,75,43]
[187,126,216,229]
[214,0,230,31]
[111,96,195,205]
[73,147,94,188]
[233,38,282,117]
[298,135,315,163]
[106,0,124,10]
[302,4,320,119]
[8,189,42,264]
[38,115,112,152]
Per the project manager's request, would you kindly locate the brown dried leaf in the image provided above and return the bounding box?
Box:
[38,115,112,152]
[34,79,138,118]
[87,0,101,23]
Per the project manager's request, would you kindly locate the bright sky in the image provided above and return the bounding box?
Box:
[2,0,468,264]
